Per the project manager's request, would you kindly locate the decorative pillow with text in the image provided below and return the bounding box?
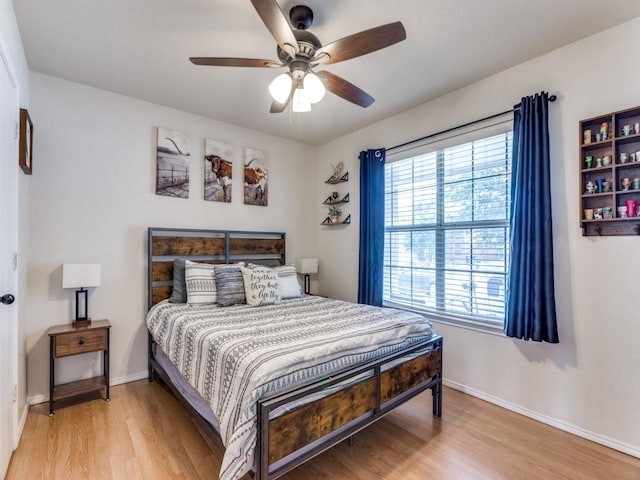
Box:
[240,267,280,307]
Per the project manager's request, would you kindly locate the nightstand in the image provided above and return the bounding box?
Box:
[48,319,111,415]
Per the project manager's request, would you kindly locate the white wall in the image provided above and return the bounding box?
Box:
[0,0,30,446]
[26,72,318,400]
[317,18,640,456]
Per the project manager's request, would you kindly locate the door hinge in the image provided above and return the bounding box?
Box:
[13,252,18,271]
[13,384,17,403]
[14,121,18,139]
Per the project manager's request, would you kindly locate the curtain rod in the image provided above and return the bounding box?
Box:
[387,94,557,153]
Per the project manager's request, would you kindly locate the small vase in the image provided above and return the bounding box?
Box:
[329,215,340,223]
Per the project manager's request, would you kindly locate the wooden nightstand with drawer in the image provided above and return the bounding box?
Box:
[48,319,111,415]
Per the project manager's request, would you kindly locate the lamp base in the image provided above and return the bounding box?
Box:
[73,318,92,328]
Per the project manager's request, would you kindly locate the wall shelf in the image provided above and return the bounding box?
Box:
[321,215,351,226]
[324,172,349,184]
[579,105,640,236]
[322,193,350,205]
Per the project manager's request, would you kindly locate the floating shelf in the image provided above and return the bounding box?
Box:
[321,214,351,226]
[325,172,349,184]
[322,193,350,205]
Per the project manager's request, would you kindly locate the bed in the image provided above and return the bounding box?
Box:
[147,227,443,480]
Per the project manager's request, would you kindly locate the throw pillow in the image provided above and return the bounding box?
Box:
[240,267,280,306]
[184,260,217,305]
[214,263,246,306]
[168,258,187,303]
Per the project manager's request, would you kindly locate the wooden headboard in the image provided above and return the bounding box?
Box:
[147,227,286,309]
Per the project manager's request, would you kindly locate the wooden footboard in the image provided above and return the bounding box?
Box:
[257,335,443,480]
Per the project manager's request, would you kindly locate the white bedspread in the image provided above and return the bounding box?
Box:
[146,295,433,480]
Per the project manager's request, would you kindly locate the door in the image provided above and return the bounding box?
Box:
[0,50,19,477]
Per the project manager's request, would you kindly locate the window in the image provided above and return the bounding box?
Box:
[383,130,512,327]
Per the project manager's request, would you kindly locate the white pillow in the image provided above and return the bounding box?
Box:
[275,265,302,299]
[240,267,281,307]
[185,260,217,305]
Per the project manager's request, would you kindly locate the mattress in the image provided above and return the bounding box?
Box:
[147,295,433,480]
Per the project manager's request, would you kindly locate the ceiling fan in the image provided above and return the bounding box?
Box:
[190,0,406,113]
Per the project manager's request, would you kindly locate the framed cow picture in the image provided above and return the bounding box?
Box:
[204,138,232,202]
[244,147,268,206]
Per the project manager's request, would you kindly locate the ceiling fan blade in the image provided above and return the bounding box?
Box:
[317,70,374,108]
[190,57,281,68]
[269,81,296,113]
[314,22,406,65]
[270,98,289,113]
[250,0,299,59]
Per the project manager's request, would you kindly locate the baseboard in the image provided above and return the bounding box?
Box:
[27,370,149,406]
[13,403,29,448]
[443,379,640,459]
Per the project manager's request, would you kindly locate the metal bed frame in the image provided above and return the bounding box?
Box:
[146,227,443,480]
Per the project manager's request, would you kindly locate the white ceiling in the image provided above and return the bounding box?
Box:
[13,0,640,145]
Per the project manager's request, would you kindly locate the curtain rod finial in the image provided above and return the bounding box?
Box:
[549,94,557,102]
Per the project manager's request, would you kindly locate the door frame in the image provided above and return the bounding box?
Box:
[0,33,21,470]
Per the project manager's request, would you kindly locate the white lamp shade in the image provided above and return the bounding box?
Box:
[292,87,311,112]
[268,73,293,104]
[303,72,326,104]
[62,264,101,289]
[296,257,318,274]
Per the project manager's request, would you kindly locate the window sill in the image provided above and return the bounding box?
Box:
[383,301,505,337]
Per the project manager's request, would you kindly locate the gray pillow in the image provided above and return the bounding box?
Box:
[214,263,246,306]
[168,258,187,303]
[248,259,282,268]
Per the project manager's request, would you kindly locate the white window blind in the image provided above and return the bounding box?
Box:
[384,127,512,326]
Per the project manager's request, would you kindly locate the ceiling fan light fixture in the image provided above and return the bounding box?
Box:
[292,87,311,112]
[268,72,292,104]
[303,72,325,104]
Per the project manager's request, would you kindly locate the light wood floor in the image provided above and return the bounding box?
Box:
[7,380,640,479]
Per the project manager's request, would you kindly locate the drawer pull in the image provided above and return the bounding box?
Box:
[78,337,85,345]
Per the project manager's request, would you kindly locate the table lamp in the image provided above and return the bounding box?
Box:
[296,258,318,295]
[62,264,101,326]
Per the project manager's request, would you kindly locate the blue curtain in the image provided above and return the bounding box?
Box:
[505,92,559,343]
[358,148,386,306]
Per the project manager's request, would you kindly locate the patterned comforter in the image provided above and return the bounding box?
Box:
[146,295,433,480]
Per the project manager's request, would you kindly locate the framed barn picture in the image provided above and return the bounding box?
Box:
[156,127,190,198]
[19,108,33,175]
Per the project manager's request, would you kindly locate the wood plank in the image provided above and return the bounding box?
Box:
[152,259,222,282]
[8,382,640,480]
[152,261,174,282]
[152,286,172,305]
[268,378,376,463]
[380,350,441,403]
[152,236,225,256]
[53,377,106,400]
[229,237,284,255]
